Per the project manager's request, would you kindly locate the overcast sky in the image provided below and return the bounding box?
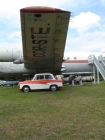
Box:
[0,0,105,54]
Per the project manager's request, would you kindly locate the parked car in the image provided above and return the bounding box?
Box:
[0,80,6,86]
[18,73,63,92]
[5,81,19,86]
[0,80,19,86]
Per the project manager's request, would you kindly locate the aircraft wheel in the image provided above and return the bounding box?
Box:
[50,85,58,91]
[22,86,30,92]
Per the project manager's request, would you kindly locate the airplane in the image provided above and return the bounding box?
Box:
[0,48,105,77]
[0,6,71,77]
[0,6,105,81]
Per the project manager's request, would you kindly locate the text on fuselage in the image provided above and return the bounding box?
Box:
[30,27,50,57]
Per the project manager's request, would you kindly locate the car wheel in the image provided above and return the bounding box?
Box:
[22,86,30,92]
[50,85,58,91]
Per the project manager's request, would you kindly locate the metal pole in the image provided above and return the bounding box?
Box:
[93,64,96,84]
[97,68,100,84]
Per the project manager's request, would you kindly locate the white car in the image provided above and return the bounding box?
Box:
[18,73,63,92]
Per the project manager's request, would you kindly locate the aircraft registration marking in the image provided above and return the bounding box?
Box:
[30,27,50,57]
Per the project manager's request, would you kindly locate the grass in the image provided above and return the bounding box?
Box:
[0,82,105,140]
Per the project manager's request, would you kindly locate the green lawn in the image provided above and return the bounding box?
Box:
[0,83,105,140]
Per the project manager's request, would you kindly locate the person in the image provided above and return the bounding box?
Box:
[68,75,75,86]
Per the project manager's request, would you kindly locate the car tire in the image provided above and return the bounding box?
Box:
[50,85,58,91]
[22,86,30,92]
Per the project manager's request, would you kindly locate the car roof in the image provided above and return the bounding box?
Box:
[35,73,52,75]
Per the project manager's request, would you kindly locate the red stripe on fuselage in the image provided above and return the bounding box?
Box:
[63,60,88,63]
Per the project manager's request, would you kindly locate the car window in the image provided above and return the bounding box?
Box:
[36,75,44,80]
[45,75,53,79]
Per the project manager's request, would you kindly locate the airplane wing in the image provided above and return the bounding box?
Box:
[20,6,70,74]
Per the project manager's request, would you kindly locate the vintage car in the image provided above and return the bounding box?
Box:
[18,73,63,92]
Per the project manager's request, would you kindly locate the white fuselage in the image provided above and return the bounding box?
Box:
[62,61,93,74]
[62,52,105,75]
[0,49,105,75]
[0,62,36,74]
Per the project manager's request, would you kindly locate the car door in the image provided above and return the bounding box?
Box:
[44,74,54,88]
[32,75,45,90]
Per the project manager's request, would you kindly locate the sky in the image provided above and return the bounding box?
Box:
[0,0,105,56]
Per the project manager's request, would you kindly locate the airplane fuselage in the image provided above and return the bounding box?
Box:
[62,60,93,74]
[0,61,93,74]
[0,62,36,74]
[0,49,105,76]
